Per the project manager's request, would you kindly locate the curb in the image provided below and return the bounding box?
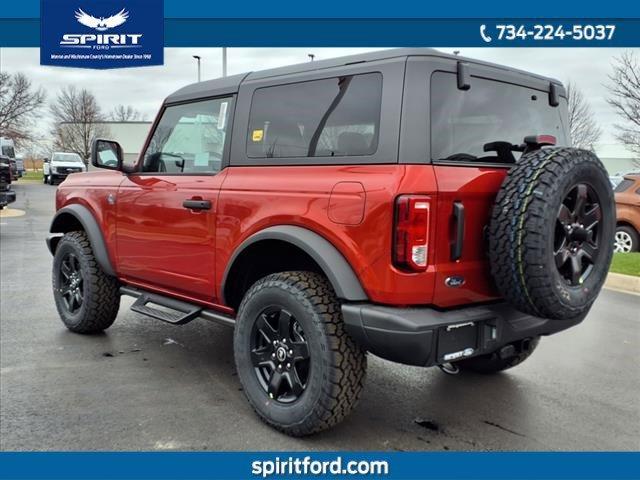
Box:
[604,272,640,295]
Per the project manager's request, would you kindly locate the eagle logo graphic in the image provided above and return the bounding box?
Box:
[74,8,129,31]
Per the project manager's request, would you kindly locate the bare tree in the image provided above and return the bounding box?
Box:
[21,131,53,170]
[0,72,46,145]
[606,51,640,166]
[566,81,602,151]
[109,104,145,122]
[50,86,108,162]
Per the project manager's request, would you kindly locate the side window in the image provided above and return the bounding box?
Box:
[246,73,382,159]
[143,97,231,173]
[615,179,634,193]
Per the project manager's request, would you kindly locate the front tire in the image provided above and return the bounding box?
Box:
[52,231,120,333]
[234,271,367,436]
[614,225,639,253]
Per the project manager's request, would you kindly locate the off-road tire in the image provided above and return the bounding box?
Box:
[234,271,367,436]
[52,231,120,333]
[455,337,540,374]
[489,147,615,320]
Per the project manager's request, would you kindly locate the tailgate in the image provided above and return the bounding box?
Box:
[432,165,507,308]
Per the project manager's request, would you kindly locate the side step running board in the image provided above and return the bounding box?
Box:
[131,293,201,325]
[120,286,235,327]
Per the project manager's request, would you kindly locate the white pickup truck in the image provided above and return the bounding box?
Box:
[43,152,87,185]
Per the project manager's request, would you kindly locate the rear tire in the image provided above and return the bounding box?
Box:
[234,271,367,436]
[455,337,540,374]
[614,225,639,253]
[52,231,120,333]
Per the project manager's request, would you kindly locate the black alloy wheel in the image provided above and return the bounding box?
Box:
[554,183,602,286]
[250,306,310,403]
[234,271,367,435]
[58,252,84,313]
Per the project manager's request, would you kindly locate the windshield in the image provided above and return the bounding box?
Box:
[431,72,568,163]
[52,153,83,163]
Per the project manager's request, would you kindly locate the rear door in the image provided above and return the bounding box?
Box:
[426,66,568,308]
[115,96,233,303]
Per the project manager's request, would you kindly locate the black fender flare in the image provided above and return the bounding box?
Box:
[47,204,116,277]
[221,225,368,304]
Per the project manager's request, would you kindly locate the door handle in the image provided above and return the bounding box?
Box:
[183,199,212,211]
[450,201,465,261]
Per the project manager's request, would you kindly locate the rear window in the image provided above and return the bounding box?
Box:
[247,73,382,159]
[431,72,568,163]
[615,179,635,192]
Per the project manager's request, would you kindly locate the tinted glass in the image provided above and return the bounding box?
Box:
[143,97,231,173]
[247,73,382,158]
[431,72,568,163]
[615,179,635,192]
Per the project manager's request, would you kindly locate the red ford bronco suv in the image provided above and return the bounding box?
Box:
[47,49,615,436]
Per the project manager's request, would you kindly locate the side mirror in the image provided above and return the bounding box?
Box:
[91,138,123,171]
[43,158,49,163]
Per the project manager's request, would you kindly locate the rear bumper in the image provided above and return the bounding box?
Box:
[0,189,16,207]
[342,302,585,367]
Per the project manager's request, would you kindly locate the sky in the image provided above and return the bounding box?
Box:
[0,47,637,153]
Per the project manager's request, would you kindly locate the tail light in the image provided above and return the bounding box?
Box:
[393,195,430,272]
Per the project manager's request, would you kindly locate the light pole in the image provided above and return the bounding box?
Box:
[222,48,227,77]
[192,55,201,82]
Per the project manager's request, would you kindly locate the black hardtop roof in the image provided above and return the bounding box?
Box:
[165,48,563,104]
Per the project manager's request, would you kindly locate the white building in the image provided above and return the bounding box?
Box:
[595,143,639,175]
[99,121,153,164]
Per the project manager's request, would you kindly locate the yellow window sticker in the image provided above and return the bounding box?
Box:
[252,129,264,142]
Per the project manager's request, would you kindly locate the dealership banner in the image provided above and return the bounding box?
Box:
[39,0,163,69]
[0,452,639,479]
[0,1,639,48]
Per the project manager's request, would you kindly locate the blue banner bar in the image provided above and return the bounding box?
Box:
[3,0,639,19]
[0,452,639,479]
[2,19,640,47]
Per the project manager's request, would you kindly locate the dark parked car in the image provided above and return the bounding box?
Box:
[0,155,16,209]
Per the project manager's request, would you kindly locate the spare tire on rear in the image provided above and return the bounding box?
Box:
[489,147,614,320]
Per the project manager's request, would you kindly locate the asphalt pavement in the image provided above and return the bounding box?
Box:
[1,181,639,451]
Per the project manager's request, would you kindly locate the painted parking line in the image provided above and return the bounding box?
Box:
[0,208,26,218]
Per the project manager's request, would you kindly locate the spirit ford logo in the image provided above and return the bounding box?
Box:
[60,34,142,46]
[41,0,163,69]
[59,8,143,48]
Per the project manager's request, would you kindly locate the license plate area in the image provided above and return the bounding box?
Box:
[437,321,479,362]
